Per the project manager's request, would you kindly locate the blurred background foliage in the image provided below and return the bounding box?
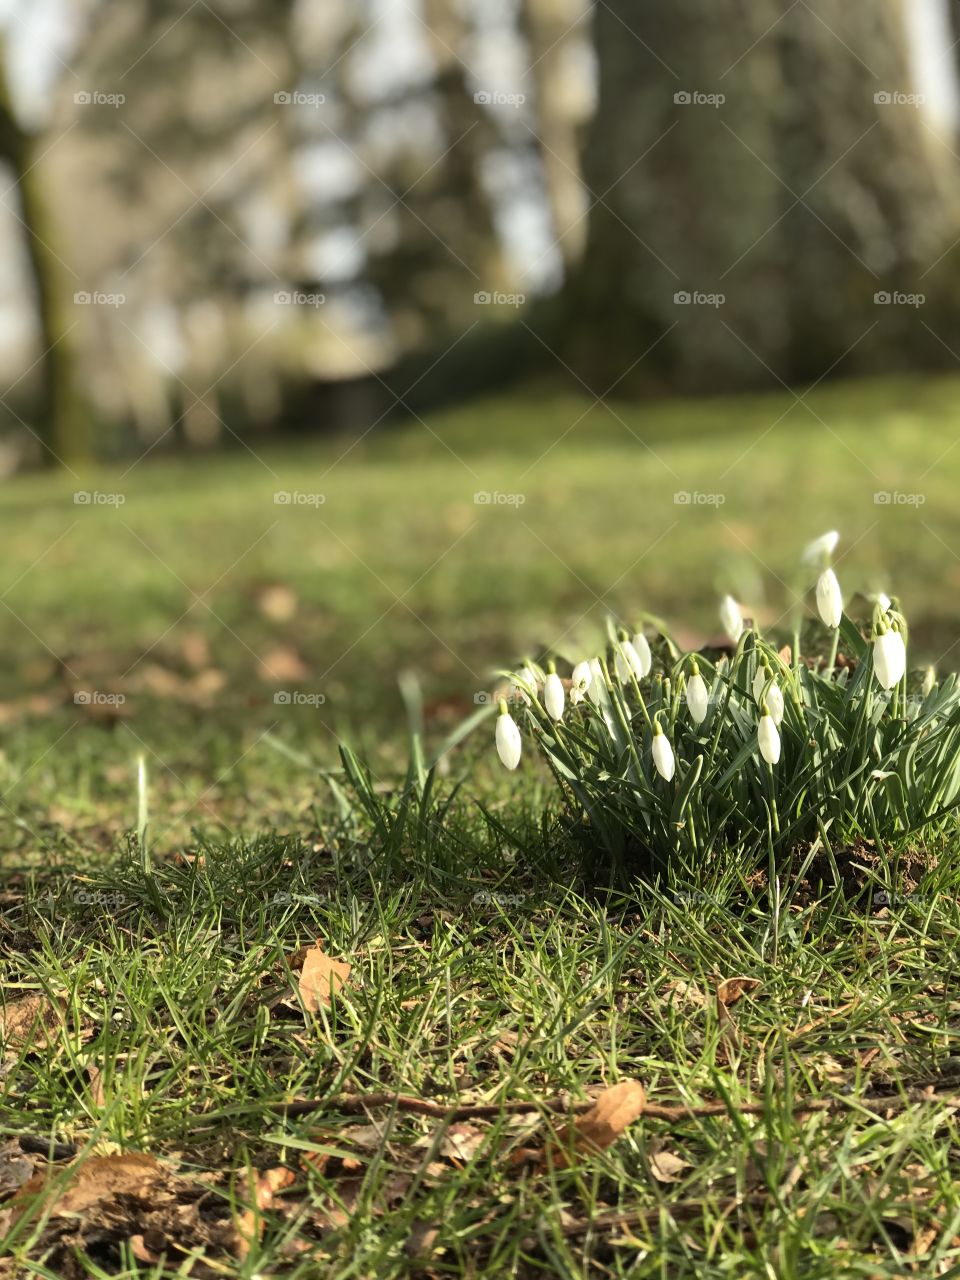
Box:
[0,0,958,465]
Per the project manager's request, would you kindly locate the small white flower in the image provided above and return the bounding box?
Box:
[686,664,709,725]
[758,712,781,765]
[766,682,784,726]
[544,668,565,721]
[720,595,743,644]
[514,662,538,706]
[615,639,644,684]
[874,626,906,690]
[631,632,653,677]
[752,665,784,725]
[651,724,675,781]
[495,703,521,770]
[570,660,592,705]
[802,530,840,565]
[587,658,608,705]
[815,568,843,629]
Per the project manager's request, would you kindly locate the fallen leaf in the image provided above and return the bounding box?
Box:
[180,631,210,669]
[11,1153,162,1222]
[258,646,308,683]
[649,1149,691,1183]
[717,977,762,1007]
[257,584,298,622]
[296,940,352,1013]
[236,1166,295,1259]
[0,1142,35,1198]
[87,1064,107,1108]
[0,994,63,1057]
[548,1080,646,1169]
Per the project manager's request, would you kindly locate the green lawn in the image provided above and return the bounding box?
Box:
[4,374,960,1275]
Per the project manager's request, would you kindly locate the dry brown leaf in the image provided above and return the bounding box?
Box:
[180,631,210,669]
[649,1149,691,1183]
[236,1166,296,1259]
[87,1064,107,1108]
[297,940,352,1013]
[0,1142,35,1199]
[717,977,762,1007]
[0,994,63,1057]
[258,646,308,683]
[11,1153,162,1223]
[257,584,298,622]
[548,1080,646,1169]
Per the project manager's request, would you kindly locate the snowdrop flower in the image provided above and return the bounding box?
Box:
[513,660,538,706]
[873,622,906,691]
[686,659,709,725]
[815,568,843,629]
[615,635,645,684]
[720,595,743,644]
[543,662,565,721]
[587,658,609,706]
[753,661,785,727]
[495,700,521,770]
[631,632,653,677]
[651,720,675,781]
[570,660,592,705]
[802,530,840,565]
[758,707,781,765]
[922,665,936,697]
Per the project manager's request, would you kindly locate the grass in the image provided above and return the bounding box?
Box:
[4,372,960,1274]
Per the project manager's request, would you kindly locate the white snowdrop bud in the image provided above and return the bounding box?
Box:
[615,638,644,684]
[758,711,781,765]
[651,722,675,781]
[587,658,609,706]
[802,530,840,565]
[873,625,906,690]
[816,568,843,629]
[631,632,653,677]
[922,665,936,697]
[495,700,521,770]
[720,595,743,644]
[686,660,709,725]
[544,663,565,721]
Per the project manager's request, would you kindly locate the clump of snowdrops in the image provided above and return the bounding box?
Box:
[491,533,960,874]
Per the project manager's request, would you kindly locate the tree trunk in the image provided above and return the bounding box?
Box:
[564,0,960,390]
[0,56,90,466]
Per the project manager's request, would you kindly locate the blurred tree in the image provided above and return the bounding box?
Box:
[563,0,960,390]
[0,45,90,465]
